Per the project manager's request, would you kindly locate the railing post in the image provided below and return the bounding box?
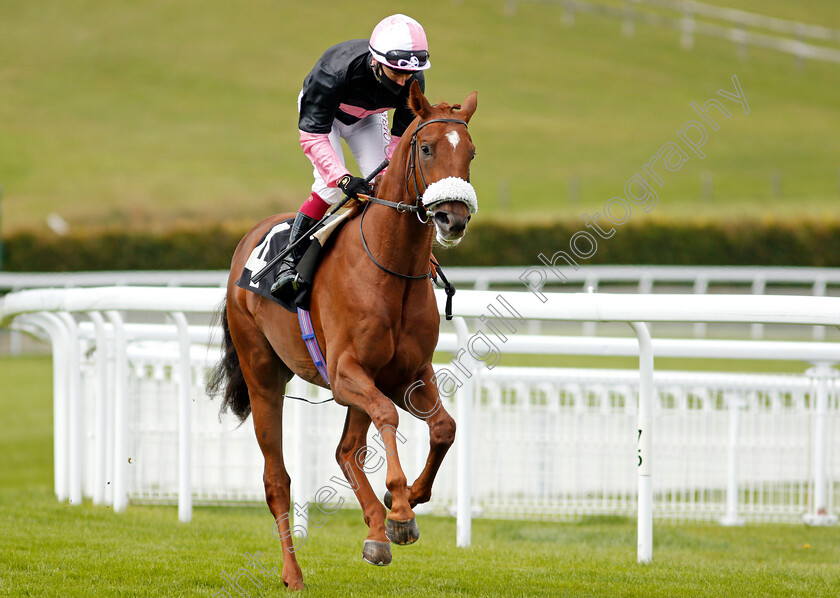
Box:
[720,395,745,526]
[812,277,827,341]
[692,277,708,337]
[453,316,474,548]
[56,312,83,506]
[23,313,71,501]
[680,4,695,50]
[48,314,71,502]
[804,362,839,526]
[105,310,129,513]
[582,278,598,336]
[86,311,109,505]
[169,311,193,523]
[750,278,766,339]
[562,0,575,27]
[629,321,653,563]
[622,0,635,38]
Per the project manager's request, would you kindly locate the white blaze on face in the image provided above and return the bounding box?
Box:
[445,130,460,150]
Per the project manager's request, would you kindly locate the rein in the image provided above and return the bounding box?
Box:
[363,194,432,222]
[355,116,468,320]
[357,203,455,319]
[359,201,431,281]
[358,201,455,319]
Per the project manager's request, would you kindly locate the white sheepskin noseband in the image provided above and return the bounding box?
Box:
[421,177,478,214]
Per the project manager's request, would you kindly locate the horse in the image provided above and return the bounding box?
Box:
[208,81,477,590]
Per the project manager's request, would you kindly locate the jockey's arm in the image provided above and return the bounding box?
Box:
[299,130,350,188]
[298,63,351,187]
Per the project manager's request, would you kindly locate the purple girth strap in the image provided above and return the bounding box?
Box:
[297,307,330,385]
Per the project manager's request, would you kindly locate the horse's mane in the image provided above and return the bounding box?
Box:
[432,101,461,112]
[364,100,465,198]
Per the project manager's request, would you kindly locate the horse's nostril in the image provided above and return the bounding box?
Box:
[435,212,451,226]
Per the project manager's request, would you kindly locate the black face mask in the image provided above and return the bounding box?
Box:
[374,62,406,95]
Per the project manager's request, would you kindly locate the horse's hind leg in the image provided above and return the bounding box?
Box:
[228,309,304,590]
[332,354,419,546]
[335,407,391,565]
[250,385,305,591]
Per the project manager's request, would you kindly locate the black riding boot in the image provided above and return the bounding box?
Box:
[270,211,319,300]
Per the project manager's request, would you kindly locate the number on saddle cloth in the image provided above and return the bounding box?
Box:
[235,217,322,313]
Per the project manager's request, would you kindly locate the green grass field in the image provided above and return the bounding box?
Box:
[2,354,840,597]
[1,0,839,235]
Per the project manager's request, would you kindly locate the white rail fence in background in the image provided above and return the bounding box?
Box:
[2,287,840,563]
[5,266,840,295]
[504,0,840,65]
[3,265,840,352]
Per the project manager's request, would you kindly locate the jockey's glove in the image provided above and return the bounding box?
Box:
[337,174,372,199]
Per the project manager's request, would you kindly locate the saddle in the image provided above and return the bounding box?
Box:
[235,214,347,313]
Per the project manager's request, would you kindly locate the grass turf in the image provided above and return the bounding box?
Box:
[1,354,840,596]
[1,1,839,235]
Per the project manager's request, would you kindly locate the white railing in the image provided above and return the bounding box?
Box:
[2,286,840,563]
[4,266,840,348]
[0,271,229,290]
[5,266,840,293]
[505,0,840,65]
[640,0,840,45]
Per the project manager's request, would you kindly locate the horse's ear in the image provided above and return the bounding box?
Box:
[408,80,434,119]
[456,91,478,123]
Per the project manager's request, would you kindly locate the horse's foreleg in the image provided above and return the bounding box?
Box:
[332,354,419,546]
[335,407,391,565]
[398,371,456,508]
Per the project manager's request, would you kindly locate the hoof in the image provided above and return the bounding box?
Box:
[362,539,392,566]
[386,517,420,545]
[282,578,305,591]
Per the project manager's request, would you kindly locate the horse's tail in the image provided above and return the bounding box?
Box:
[206,297,252,421]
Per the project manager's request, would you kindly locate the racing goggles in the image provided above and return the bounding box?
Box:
[372,48,429,71]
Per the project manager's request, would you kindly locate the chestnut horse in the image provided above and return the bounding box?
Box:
[208,81,477,590]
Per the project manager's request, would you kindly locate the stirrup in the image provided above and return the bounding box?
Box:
[270,263,297,298]
[291,272,305,291]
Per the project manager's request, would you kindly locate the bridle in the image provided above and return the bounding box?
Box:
[405,117,469,217]
[361,115,470,264]
[361,117,469,224]
[358,116,469,317]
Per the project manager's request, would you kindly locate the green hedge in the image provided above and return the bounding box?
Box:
[441,217,840,268]
[2,227,244,272]
[3,217,840,272]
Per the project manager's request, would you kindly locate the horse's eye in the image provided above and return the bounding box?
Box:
[470,150,476,161]
[420,144,431,156]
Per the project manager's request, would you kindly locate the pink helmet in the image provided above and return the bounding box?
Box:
[369,14,431,72]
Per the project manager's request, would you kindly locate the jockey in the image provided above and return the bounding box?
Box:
[271,14,431,300]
